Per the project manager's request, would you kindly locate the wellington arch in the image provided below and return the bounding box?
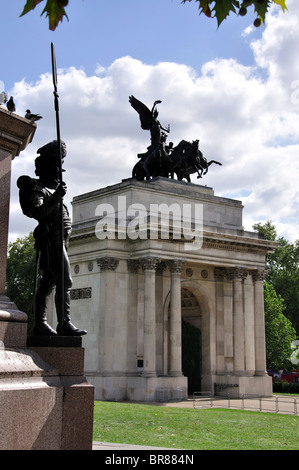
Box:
[64,177,277,401]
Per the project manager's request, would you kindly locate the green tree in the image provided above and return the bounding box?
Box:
[253,220,299,335]
[20,0,287,31]
[264,281,296,370]
[6,232,38,335]
[253,220,277,242]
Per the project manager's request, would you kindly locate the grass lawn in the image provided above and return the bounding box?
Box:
[93,401,299,450]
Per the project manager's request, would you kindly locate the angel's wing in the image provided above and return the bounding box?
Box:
[129,95,154,130]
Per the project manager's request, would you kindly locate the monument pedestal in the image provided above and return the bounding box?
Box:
[0,320,94,450]
[0,301,94,450]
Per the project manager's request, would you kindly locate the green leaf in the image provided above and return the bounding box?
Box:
[19,0,43,17]
[198,0,213,17]
[212,0,240,27]
[20,0,69,30]
[41,0,69,31]
[253,0,271,23]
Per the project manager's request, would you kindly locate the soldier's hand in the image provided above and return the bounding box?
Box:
[55,182,67,198]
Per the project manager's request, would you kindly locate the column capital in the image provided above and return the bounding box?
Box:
[156,261,167,275]
[251,269,267,282]
[97,256,119,271]
[169,259,186,274]
[226,267,248,281]
[127,259,140,273]
[214,267,226,281]
[141,256,160,271]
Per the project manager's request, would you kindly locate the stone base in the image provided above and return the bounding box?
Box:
[0,298,94,450]
[213,373,273,397]
[0,345,94,450]
[88,374,188,402]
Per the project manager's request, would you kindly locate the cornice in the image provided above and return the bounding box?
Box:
[70,227,278,256]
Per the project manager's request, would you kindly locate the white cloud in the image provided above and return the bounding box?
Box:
[8,0,299,244]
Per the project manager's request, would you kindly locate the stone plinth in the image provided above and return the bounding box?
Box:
[29,344,94,450]
[0,337,94,450]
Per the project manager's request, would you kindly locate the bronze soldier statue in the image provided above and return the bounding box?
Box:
[17,140,86,337]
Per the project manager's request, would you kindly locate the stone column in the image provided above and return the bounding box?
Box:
[126,259,140,372]
[141,257,159,377]
[252,269,267,376]
[169,259,185,377]
[227,267,247,375]
[244,273,255,376]
[97,256,119,373]
[214,268,225,373]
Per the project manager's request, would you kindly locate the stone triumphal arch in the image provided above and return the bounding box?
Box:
[65,177,276,401]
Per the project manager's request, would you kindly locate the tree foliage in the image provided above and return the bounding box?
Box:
[253,221,299,335]
[182,0,287,28]
[20,0,287,31]
[264,281,296,370]
[6,232,38,335]
[20,0,69,31]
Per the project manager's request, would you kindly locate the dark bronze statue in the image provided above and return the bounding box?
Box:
[129,95,171,180]
[17,140,87,337]
[129,95,222,182]
[168,139,222,182]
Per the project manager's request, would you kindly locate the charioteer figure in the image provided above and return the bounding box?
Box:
[17,140,87,337]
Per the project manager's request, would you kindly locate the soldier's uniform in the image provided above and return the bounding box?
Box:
[17,141,86,337]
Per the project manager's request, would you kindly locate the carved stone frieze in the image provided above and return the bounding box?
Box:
[70,287,92,300]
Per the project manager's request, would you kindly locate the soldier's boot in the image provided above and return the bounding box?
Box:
[56,313,87,336]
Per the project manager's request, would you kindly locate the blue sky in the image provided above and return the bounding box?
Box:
[2,1,299,244]
[2,0,261,90]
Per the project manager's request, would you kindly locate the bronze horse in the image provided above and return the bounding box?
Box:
[132,139,222,182]
[169,140,222,182]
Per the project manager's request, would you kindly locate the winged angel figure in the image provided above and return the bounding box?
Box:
[129,95,171,179]
[129,95,222,181]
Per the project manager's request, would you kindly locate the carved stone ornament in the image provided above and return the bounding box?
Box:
[156,261,167,275]
[169,259,186,274]
[225,267,248,281]
[251,269,267,282]
[214,267,226,281]
[127,259,140,273]
[141,257,160,271]
[96,256,119,271]
[70,287,92,300]
[186,268,193,278]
